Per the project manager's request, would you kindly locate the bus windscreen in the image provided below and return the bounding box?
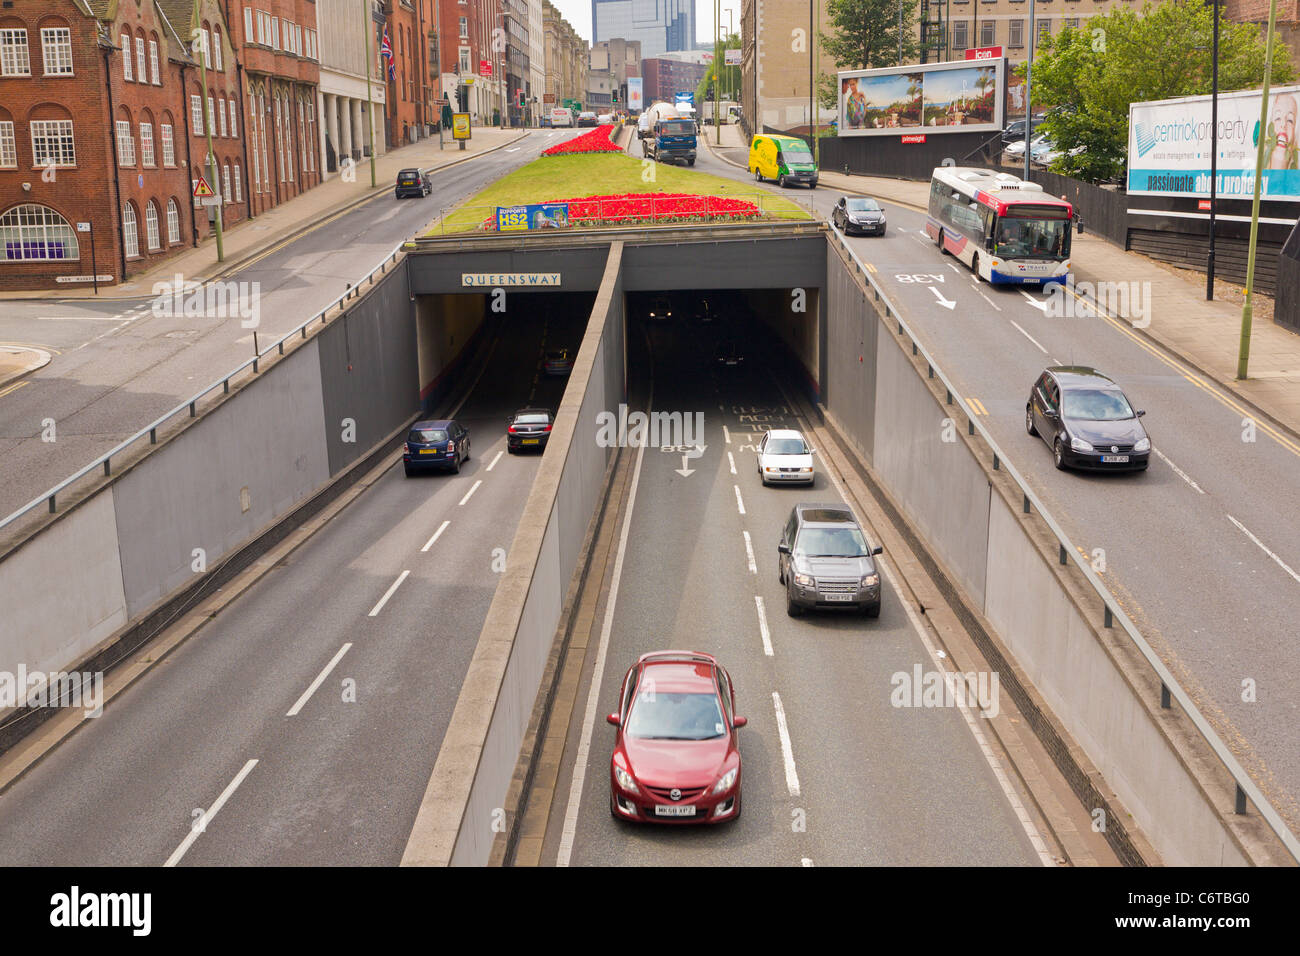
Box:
[994,216,1070,259]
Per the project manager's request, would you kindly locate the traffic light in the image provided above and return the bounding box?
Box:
[612,89,618,104]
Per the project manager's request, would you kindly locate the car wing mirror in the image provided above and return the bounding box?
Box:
[606,712,620,726]
[733,716,748,729]
[1136,409,1146,418]
[778,544,791,554]
[871,546,883,556]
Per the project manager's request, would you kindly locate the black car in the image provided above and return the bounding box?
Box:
[832,196,886,236]
[1026,367,1151,472]
[507,408,553,453]
[404,418,471,475]
[395,167,432,198]
[713,339,745,369]
[1003,117,1046,145]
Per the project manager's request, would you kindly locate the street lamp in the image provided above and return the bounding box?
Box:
[1207,0,1219,299]
[1024,0,1036,182]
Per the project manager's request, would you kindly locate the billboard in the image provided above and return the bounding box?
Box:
[837,59,1003,137]
[628,76,643,111]
[725,48,741,66]
[497,204,570,232]
[1128,85,1300,201]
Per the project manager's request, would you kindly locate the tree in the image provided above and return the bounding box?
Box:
[1027,1,1294,182]
[695,33,742,105]
[820,0,919,71]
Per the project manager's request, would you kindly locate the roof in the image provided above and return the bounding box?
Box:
[794,503,858,525]
[1049,366,1119,388]
[412,419,454,429]
[636,652,719,692]
[513,407,552,416]
[765,428,805,440]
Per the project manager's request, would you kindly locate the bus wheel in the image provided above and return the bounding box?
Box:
[972,253,983,281]
[936,229,946,253]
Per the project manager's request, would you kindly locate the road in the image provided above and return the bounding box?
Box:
[682,133,1300,837]
[0,127,587,525]
[546,317,1049,866]
[0,297,586,865]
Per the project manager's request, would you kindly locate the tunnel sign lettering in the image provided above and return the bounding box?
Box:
[461,273,561,287]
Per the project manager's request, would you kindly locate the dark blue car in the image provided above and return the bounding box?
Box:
[404,419,471,476]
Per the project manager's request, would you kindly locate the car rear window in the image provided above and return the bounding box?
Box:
[409,429,448,443]
[546,350,567,360]
[625,692,725,740]
[516,413,550,424]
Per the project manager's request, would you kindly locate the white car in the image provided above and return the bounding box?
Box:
[757,429,815,485]
[1005,133,1049,159]
[597,113,614,124]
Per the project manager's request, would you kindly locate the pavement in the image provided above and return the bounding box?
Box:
[704,121,1300,443]
[0,126,531,305]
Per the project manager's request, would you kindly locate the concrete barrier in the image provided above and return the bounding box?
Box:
[402,243,626,867]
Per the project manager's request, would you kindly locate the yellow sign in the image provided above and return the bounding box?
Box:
[452,113,471,140]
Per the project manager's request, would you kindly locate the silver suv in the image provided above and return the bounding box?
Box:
[777,504,883,618]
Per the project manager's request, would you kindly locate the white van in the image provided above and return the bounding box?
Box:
[549,108,573,128]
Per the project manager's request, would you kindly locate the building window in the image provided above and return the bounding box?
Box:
[208,95,216,135]
[228,97,237,138]
[161,123,175,165]
[0,121,14,168]
[244,8,254,44]
[1038,19,1052,42]
[122,203,139,257]
[0,203,79,260]
[199,27,210,68]
[1066,17,1080,29]
[145,201,160,250]
[31,119,75,166]
[274,95,284,181]
[299,101,307,170]
[133,36,144,82]
[460,17,468,38]
[233,164,242,202]
[218,98,227,136]
[192,179,201,207]
[166,198,180,243]
[140,122,154,166]
[212,27,222,71]
[1009,19,1024,47]
[459,47,470,74]
[953,20,968,49]
[149,38,160,84]
[981,21,995,46]
[223,163,231,204]
[0,29,30,76]
[271,17,279,50]
[258,93,270,191]
[40,27,73,75]
[191,94,203,129]
[121,32,131,79]
[115,119,135,166]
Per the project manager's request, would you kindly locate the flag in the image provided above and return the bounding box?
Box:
[380,26,395,81]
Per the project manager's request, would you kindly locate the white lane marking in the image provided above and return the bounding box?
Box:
[1154,449,1204,494]
[485,450,504,472]
[771,692,801,796]
[368,569,410,617]
[163,759,258,867]
[733,485,746,515]
[801,858,815,867]
[458,479,483,506]
[1018,290,1048,313]
[724,425,731,444]
[742,530,757,574]
[286,643,352,716]
[505,147,520,152]
[977,289,1002,312]
[1227,515,1300,585]
[36,315,133,321]
[421,520,451,552]
[728,451,737,474]
[1008,319,1049,354]
[557,425,650,867]
[818,457,1054,865]
[946,262,961,274]
[754,596,774,656]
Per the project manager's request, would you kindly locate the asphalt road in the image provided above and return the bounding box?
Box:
[0,127,587,524]
[0,298,586,865]
[547,316,1047,866]
[685,136,1300,840]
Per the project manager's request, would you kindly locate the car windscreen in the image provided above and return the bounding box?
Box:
[796,526,870,557]
[625,692,725,740]
[780,142,814,162]
[545,350,567,360]
[846,199,878,212]
[659,120,694,135]
[1062,388,1135,421]
[409,429,448,443]
[515,413,550,424]
[766,438,807,455]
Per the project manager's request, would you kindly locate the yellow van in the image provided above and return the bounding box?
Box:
[748,134,819,188]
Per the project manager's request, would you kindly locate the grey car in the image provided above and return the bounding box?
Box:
[777,503,883,618]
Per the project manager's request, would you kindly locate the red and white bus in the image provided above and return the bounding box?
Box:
[924,167,1073,286]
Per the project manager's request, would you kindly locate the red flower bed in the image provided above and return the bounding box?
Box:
[480,192,759,230]
[541,124,621,155]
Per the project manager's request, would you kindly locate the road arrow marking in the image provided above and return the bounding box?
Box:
[675,444,706,477]
[929,285,956,310]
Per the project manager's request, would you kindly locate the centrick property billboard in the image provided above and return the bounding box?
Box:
[1128,85,1300,201]
[837,59,1004,137]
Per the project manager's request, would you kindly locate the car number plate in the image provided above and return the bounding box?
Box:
[523,438,539,445]
[654,805,696,817]
[824,593,853,602]
[1101,455,1129,463]
[419,449,435,455]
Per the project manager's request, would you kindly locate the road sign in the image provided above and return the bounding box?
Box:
[193,175,215,198]
[724,48,741,66]
[965,46,1002,60]
[55,274,113,283]
[76,221,90,232]
[479,59,492,77]
[201,195,222,207]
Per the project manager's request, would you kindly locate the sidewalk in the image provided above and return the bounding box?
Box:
[1,126,531,301]
[701,131,1300,441]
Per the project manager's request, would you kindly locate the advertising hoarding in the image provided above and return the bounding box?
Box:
[627,77,643,111]
[725,48,741,66]
[837,59,1003,137]
[1128,85,1300,201]
[496,204,570,232]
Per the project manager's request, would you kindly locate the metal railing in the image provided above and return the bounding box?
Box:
[829,222,1300,863]
[0,240,409,537]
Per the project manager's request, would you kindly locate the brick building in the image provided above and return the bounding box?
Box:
[381,0,429,146]
[1228,0,1300,72]
[640,55,703,105]
[543,0,586,110]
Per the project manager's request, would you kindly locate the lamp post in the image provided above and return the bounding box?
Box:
[362,0,377,187]
[193,30,223,262]
[435,0,444,148]
[1207,0,1219,299]
[1024,0,1035,182]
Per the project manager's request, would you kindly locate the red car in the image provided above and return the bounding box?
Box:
[607,651,746,824]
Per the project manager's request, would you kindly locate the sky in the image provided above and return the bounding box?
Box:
[548,1,742,47]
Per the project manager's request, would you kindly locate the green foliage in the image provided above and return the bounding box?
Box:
[696,33,743,104]
[1026,1,1294,182]
[819,0,918,70]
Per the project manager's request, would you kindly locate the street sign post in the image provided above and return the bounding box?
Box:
[75,221,98,294]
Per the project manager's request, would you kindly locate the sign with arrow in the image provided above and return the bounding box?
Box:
[928,286,955,310]
[675,445,706,477]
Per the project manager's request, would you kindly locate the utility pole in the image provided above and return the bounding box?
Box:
[1207,0,1219,299]
[1024,0,1035,182]
[812,0,819,165]
[716,0,722,145]
[362,0,377,187]
[435,0,444,148]
[195,29,224,262]
[1239,0,1279,380]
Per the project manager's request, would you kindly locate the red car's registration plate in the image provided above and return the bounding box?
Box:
[654,805,696,817]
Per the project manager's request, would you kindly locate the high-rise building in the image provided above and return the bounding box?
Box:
[591,0,693,59]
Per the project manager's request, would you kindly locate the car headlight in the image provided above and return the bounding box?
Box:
[614,764,639,794]
[765,466,776,473]
[800,467,812,473]
[861,573,879,587]
[713,767,738,794]
[1070,435,1094,453]
[1134,437,1151,453]
[794,572,815,587]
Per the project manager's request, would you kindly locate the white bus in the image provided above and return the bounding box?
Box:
[924,167,1073,287]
